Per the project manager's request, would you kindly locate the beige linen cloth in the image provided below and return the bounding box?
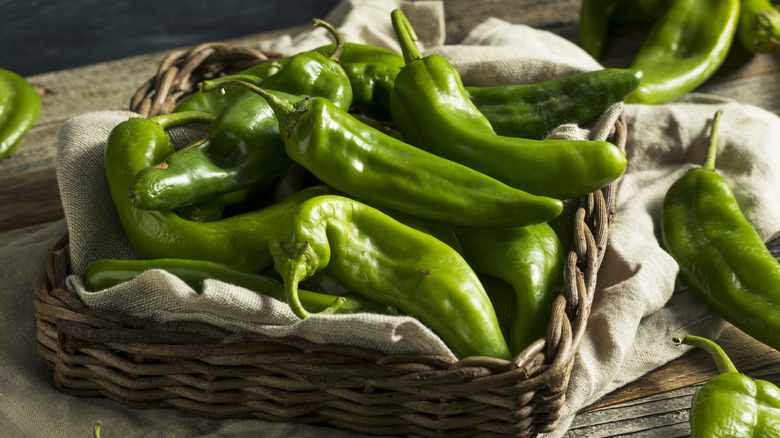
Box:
[3,0,780,437]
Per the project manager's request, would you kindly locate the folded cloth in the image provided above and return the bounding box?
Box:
[3,0,780,437]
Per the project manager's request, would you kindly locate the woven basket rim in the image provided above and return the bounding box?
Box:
[35,40,629,436]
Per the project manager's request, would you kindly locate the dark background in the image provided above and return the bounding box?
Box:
[1,0,342,76]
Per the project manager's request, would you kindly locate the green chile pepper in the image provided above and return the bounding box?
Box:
[175,40,403,117]
[84,258,397,316]
[104,110,330,272]
[342,62,399,121]
[269,194,512,360]
[673,335,780,436]
[626,0,740,104]
[128,90,300,211]
[737,0,780,53]
[661,110,780,352]
[452,223,564,356]
[465,68,642,140]
[242,20,352,112]
[130,20,354,212]
[578,0,623,59]
[389,9,627,200]
[0,68,41,161]
[578,0,667,59]
[314,41,405,67]
[203,59,399,122]
[220,80,563,227]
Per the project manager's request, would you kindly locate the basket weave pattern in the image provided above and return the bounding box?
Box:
[35,43,628,437]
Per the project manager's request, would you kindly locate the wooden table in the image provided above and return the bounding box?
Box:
[2,1,779,436]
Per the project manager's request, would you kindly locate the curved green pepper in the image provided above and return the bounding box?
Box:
[465,68,642,140]
[220,80,563,228]
[0,68,41,161]
[83,258,397,316]
[128,90,300,211]
[453,223,564,356]
[737,0,780,53]
[389,9,627,200]
[104,110,330,272]
[578,0,622,59]
[673,335,780,436]
[269,194,512,360]
[578,0,667,59]
[626,0,740,104]
[661,110,780,352]
[130,20,354,212]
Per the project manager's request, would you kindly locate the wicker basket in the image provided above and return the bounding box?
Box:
[35,41,628,437]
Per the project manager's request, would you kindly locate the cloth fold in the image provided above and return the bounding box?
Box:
[2,0,780,437]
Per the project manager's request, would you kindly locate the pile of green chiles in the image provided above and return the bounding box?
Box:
[91,11,639,360]
[580,0,780,104]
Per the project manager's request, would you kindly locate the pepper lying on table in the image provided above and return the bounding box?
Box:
[0,68,40,161]
[662,110,780,352]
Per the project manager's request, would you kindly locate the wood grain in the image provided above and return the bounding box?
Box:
[0,168,62,231]
[586,323,780,412]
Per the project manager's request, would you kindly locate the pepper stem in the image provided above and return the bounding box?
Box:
[281,244,346,319]
[673,335,739,374]
[150,111,215,129]
[199,74,266,93]
[311,18,344,62]
[703,109,724,171]
[391,9,422,64]
[216,80,304,140]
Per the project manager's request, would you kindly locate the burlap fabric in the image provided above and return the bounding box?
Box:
[3,0,780,436]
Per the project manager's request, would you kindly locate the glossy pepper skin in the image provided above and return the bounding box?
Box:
[737,0,780,53]
[0,68,41,161]
[172,186,261,222]
[269,194,512,360]
[174,40,404,118]
[128,90,300,211]
[626,0,740,104]
[453,223,564,356]
[389,9,627,201]
[220,80,563,228]
[578,0,623,59]
[83,258,397,316]
[129,20,353,212]
[465,68,642,140]
[578,0,667,59]
[673,335,780,436]
[662,110,780,352]
[104,110,330,272]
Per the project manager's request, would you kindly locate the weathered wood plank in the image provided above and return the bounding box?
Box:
[0,168,62,232]
[569,364,780,436]
[588,323,780,412]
